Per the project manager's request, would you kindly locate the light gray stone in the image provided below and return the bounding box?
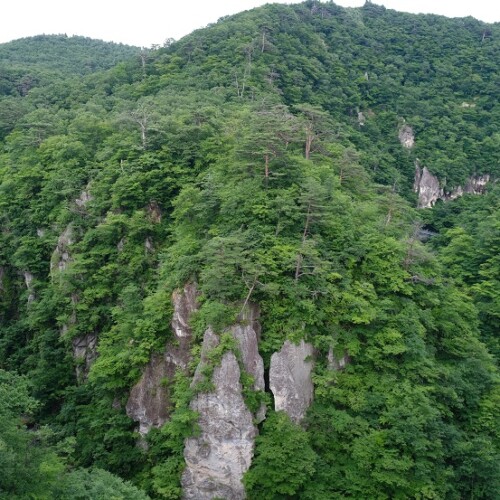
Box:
[465,174,490,194]
[172,283,199,339]
[414,164,443,208]
[23,271,36,304]
[126,353,174,435]
[51,225,74,274]
[414,163,493,208]
[327,347,350,371]
[75,189,92,207]
[72,333,97,382]
[126,283,198,435]
[182,348,256,500]
[399,124,415,148]
[270,339,314,423]
[232,304,266,422]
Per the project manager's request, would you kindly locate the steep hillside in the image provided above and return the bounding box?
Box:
[0,2,498,499]
[0,34,139,141]
[0,34,138,76]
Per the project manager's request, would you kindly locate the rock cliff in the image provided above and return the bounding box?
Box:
[126,283,198,435]
[398,124,415,148]
[232,304,266,422]
[23,270,36,304]
[269,339,315,423]
[414,163,491,208]
[72,333,97,382]
[328,347,350,371]
[51,225,74,274]
[182,329,257,500]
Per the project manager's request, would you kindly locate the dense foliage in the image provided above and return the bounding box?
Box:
[0,2,498,498]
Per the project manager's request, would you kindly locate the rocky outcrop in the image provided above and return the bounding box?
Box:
[171,284,199,339]
[147,201,162,223]
[75,189,92,208]
[182,329,256,500]
[144,237,154,252]
[126,353,174,436]
[414,165,442,208]
[270,339,314,423]
[398,124,414,148]
[232,304,266,422]
[465,175,490,194]
[126,283,198,435]
[51,225,74,274]
[72,333,97,382]
[328,347,350,371]
[414,163,492,208]
[23,271,36,304]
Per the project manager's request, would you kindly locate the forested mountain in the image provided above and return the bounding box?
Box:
[0,2,498,499]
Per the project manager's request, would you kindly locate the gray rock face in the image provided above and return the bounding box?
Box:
[232,304,266,422]
[414,164,492,208]
[126,353,173,435]
[414,164,442,208]
[147,201,162,223]
[23,271,36,304]
[51,225,74,274]
[465,174,490,194]
[126,283,198,435]
[75,189,92,208]
[191,327,220,387]
[399,124,415,148]
[328,347,350,371]
[172,284,199,338]
[182,338,256,500]
[72,333,97,382]
[270,339,314,423]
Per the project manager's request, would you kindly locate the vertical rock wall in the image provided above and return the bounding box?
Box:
[72,333,97,382]
[51,225,74,274]
[269,339,315,423]
[126,283,199,435]
[414,163,492,208]
[231,304,266,422]
[328,347,350,371]
[398,124,415,148]
[182,328,257,500]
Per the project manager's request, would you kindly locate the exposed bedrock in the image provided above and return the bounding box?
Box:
[398,124,415,148]
[232,303,266,422]
[414,163,491,208]
[51,225,74,274]
[72,333,97,382]
[269,339,315,423]
[126,283,199,435]
[328,347,350,371]
[182,329,256,500]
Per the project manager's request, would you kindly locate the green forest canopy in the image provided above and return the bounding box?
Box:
[0,2,498,498]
